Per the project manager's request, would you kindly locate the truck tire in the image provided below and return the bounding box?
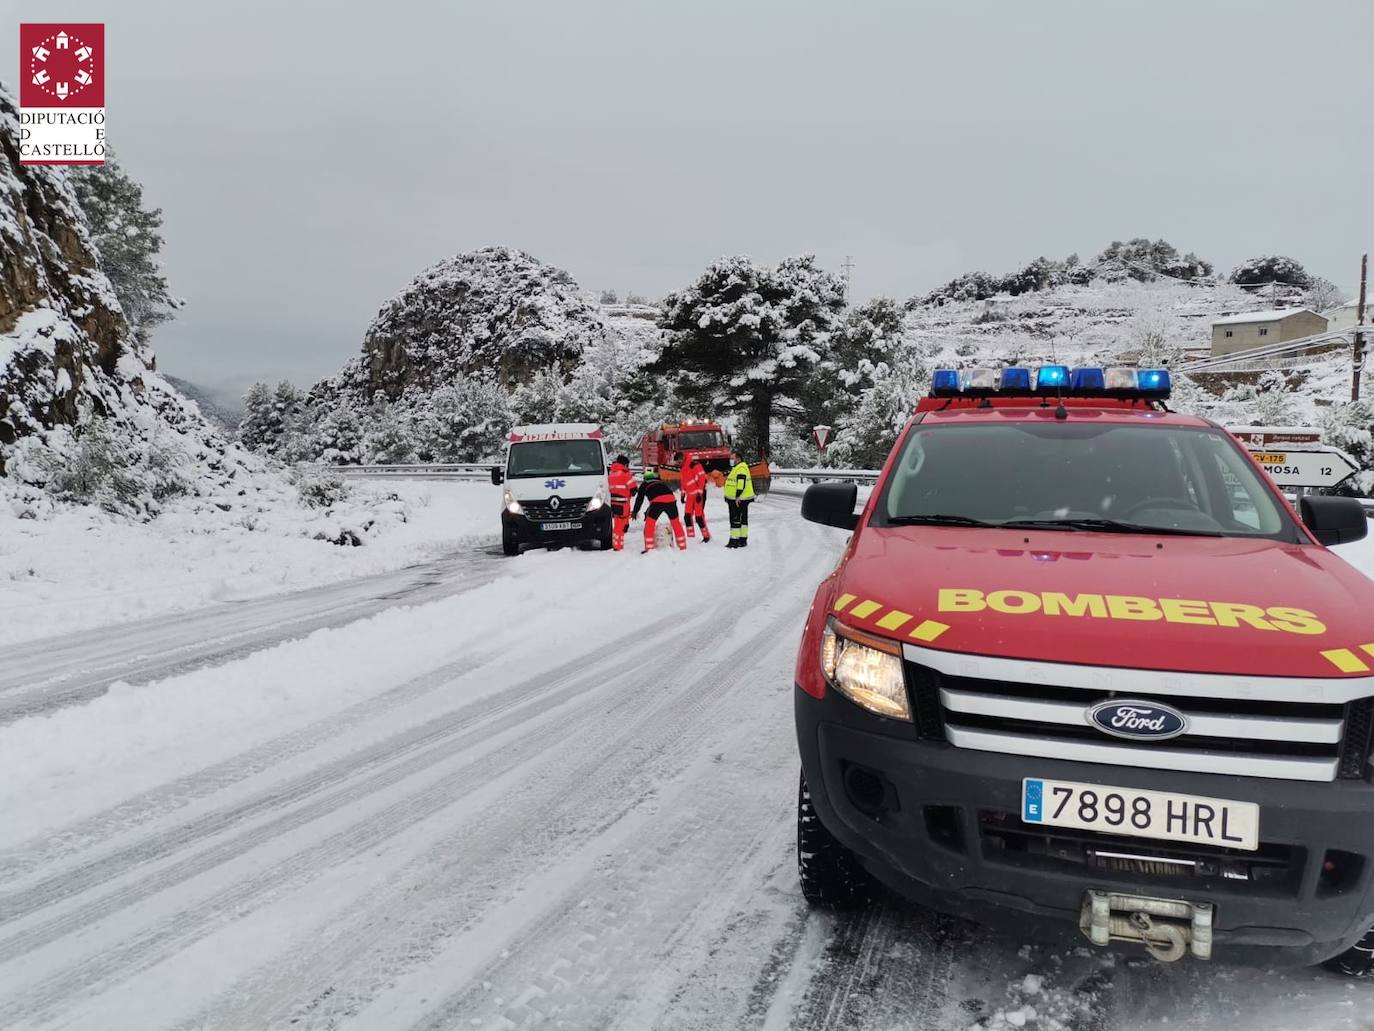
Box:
[1326,926,1374,977]
[798,770,879,908]
[502,530,520,557]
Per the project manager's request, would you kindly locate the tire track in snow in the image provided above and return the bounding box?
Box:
[3,523,818,1027]
[0,607,701,952]
[0,549,502,724]
[182,523,827,1030]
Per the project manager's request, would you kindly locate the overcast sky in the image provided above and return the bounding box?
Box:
[5,0,1372,397]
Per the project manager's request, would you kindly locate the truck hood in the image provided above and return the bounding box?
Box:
[834,526,1374,678]
[506,473,606,502]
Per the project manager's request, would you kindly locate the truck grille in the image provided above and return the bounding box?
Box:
[904,650,1374,784]
[521,497,590,521]
[978,810,1304,892]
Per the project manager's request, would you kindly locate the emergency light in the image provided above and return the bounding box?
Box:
[928,364,1173,400]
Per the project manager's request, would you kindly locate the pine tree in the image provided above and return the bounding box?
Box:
[653,254,846,454]
[238,383,277,452]
[69,154,182,344]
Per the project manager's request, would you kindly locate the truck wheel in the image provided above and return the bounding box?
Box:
[1326,926,1374,977]
[502,531,520,557]
[798,770,879,908]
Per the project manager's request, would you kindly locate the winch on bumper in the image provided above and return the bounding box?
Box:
[795,686,1374,966]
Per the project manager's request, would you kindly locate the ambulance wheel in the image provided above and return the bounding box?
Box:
[501,530,520,557]
[798,770,879,909]
[1326,926,1374,977]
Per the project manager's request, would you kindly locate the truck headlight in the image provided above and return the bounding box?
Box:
[821,619,910,720]
[503,490,522,514]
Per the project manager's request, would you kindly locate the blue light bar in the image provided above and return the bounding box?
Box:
[1137,368,1172,394]
[999,367,1031,391]
[1035,365,1070,392]
[1071,367,1105,392]
[931,369,960,396]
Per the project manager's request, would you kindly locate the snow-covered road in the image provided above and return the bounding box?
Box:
[1,487,1372,1030]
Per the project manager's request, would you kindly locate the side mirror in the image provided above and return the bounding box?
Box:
[802,482,859,531]
[1300,495,1367,546]
[490,467,504,486]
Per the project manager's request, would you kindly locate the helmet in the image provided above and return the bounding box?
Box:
[644,466,659,479]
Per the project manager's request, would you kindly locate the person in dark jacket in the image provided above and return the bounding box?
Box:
[632,467,687,553]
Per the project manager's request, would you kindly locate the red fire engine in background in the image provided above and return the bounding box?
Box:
[639,419,771,494]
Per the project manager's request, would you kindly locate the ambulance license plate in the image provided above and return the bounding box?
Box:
[1021,777,1259,851]
[541,521,577,531]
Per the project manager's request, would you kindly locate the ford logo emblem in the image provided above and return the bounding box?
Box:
[1087,699,1189,741]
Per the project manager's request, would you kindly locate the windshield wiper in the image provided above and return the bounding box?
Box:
[1000,517,1223,537]
[885,513,997,528]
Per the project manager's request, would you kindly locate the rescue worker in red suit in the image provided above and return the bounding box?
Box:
[631,467,687,553]
[674,451,711,542]
[607,454,637,552]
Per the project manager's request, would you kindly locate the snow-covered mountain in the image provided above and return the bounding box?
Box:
[325,247,621,404]
[0,85,265,517]
[295,248,666,463]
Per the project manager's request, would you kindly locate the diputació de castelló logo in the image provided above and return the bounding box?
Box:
[18,23,106,165]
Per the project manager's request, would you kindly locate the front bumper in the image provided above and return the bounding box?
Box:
[502,506,611,547]
[796,685,1374,966]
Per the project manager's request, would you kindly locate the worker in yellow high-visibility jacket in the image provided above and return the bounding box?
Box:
[723,449,756,549]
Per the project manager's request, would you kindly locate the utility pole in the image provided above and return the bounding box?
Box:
[841,255,855,302]
[1354,253,1368,402]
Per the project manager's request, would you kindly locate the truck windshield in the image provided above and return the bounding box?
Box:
[507,440,605,479]
[677,430,724,449]
[874,422,1302,540]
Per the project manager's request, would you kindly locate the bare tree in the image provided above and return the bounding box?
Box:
[1306,277,1345,313]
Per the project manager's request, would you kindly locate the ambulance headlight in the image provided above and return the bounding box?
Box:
[821,620,910,721]
[503,490,522,514]
[588,489,605,511]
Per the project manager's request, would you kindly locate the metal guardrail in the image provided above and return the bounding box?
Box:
[304,463,1373,513]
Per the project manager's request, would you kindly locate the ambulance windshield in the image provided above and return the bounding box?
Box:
[508,440,606,478]
[875,423,1301,540]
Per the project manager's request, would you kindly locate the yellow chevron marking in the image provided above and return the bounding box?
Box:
[910,620,950,643]
[1322,648,1370,674]
[833,593,856,613]
[1361,643,1374,660]
[849,600,882,619]
[875,610,913,632]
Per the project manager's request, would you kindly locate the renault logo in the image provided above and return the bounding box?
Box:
[549,496,561,511]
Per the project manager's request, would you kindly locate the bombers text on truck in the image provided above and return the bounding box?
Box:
[794,364,1374,974]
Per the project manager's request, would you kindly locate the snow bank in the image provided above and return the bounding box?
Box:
[0,493,758,846]
[0,480,498,648]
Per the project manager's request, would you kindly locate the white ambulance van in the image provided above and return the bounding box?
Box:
[490,423,613,556]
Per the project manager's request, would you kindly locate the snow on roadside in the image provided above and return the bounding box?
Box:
[0,480,498,648]
[0,500,750,847]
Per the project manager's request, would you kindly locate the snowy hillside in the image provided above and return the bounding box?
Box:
[895,279,1371,491]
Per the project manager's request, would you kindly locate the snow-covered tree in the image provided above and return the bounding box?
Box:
[800,297,905,427]
[362,400,416,464]
[1306,277,1345,312]
[238,383,277,451]
[69,154,182,344]
[312,406,364,465]
[653,254,846,454]
[413,380,512,462]
[1230,255,1311,289]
